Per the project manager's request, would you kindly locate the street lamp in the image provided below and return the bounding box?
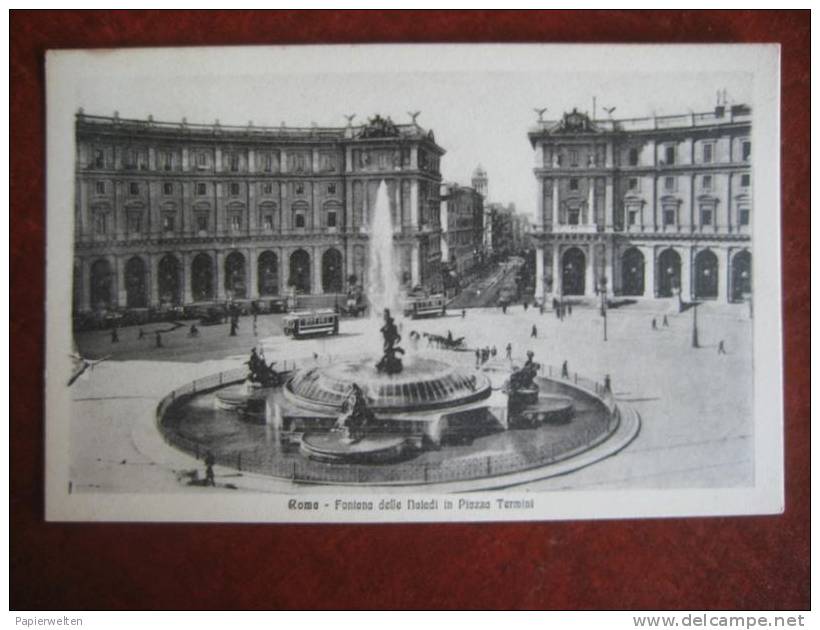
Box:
[599,275,608,341]
[691,301,699,348]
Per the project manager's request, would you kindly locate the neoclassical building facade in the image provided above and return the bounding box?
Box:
[73,112,444,313]
[528,105,753,304]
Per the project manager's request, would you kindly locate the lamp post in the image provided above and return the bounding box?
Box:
[691,302,699,348]
[599,275,608,341]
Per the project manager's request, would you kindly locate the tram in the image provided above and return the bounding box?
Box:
[402,294,447,319]
[283,309,340,338]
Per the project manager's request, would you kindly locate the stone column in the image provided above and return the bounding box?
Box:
[214,147,222,173]
[77,258,88,312]
[410,180,419,228]
[182,252,193,304]
[681,247,692,302]
[605,176,614,230]
[279,247,287,295]
[313,246,322,294]
[410,146,418,170]
[587,180,595,226]
[247,180,257,233]
[643,246,655,298]
[345,146,353,173]
[215,250,225,301]
[248,248,259,299]
[411,242,420,287]
[716,247,729,303]
[604,242,614,296]
[552,244,561,296]
[534,246,545,304]
[147,254,158,307]
[552,178,560,226]
[584,244,595,296]
[111,256,123,308]
[536,178,545,229]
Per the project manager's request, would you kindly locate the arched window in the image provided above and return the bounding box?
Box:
[191,253,214,302]
[694,249,719,299]
[322,248,343,293]
[158,255,181,305]
[224,251,247,298]
[124,256,148,308]
[258,251,279,296]
[289,249,311,293]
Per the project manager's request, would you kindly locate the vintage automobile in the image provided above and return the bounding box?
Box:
[283,309,339,338]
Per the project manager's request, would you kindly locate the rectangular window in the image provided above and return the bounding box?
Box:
[703,143,713,164]
[664,176,675,191]
[328,183,336,195]
[125,149,136,169]
[196,183,207,196]
[128,212,142,234]
[628,178,638,191]
[327,211,337,228]
[741,173,750,187]
[230,154,239,172]
[264,215,274,230]
[230,215,241,231]
[663,208,676,226]
[701,208,713,226]
[95,181,105,194]
[567,208,580,225]
[628,148,639,166]
[296,183,305,195]
[163,182,173,195]
[739,208,750,226]
[197,152,207,168]
[702,175,712,191]
[94,212,107,235]
[129,182,139,196]
[230,183,240,196]
[263,153,272,172]
[569,150,578,167]
[197,214,208,232]
[294,213,306,228]
[163,214,175,232]
[628,210,638,226]
[665,145,675,165]
[569,178,579,191]
[262,183,273,195]
[742,141,751,161]
[93,149,104,168]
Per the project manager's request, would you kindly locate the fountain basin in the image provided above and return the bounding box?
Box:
[300,433,415,464]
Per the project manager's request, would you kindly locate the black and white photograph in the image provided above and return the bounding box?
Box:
[44,43,782,522]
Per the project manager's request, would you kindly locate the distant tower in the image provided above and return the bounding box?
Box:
[472,164,488,199]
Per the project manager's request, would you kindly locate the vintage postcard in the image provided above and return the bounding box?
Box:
[44,44,782,522]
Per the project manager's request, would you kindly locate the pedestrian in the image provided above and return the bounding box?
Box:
[531,324,537,338]
[155,331,163,348]
[475,348,481,368]
[561,360,569,378]
[555,305,561,320]
[663,315,669,327]
[523,301,529,312]
[313,352,319,363]
[505,342,512,360]
[502,304,507,314]
[539,303,544,315]
[188,324,199,338]
[491,345,497,358]
[718,340,727,355]
[462,309,466,319]
[111,327,119,343]
[651,318,657,330]
[568,304,573,316]
[138,328,145,340]
[604,374,612,392]
[204,451,215,487]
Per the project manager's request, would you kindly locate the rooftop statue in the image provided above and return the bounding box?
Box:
[358,114,401,139]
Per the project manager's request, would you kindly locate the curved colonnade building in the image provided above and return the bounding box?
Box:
[529,105,753,304]
[73,112,444,314]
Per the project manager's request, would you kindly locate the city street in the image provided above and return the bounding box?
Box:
[71,300,754,493]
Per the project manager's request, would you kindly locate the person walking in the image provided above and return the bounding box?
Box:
[531,324,537,338]
[491,345,497,358]
[138,328,145,340]
[651,318,657,330]
[462,309,466,319]
[718,340,727,355]
[155,331,163,348]
[568,304,573,316]
[505,342,512,361]
[662,315,669,327]
[539,303,544,315]
[110,327,119,343]
[604,374,612,392]
[475,348,481,368]
[561,360,569,379]
[523,301,529,312]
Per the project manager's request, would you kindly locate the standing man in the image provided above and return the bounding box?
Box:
[531,324,537,338]
[662,315,669,327]
[561,360,569,378]
[505,342,512,361]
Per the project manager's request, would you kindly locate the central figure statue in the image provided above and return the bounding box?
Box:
[375,308,405,374]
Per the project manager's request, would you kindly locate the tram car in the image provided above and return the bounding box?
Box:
[402,293,447,319]
[283,309,339,338]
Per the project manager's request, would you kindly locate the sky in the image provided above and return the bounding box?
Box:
[75,55,753,218]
